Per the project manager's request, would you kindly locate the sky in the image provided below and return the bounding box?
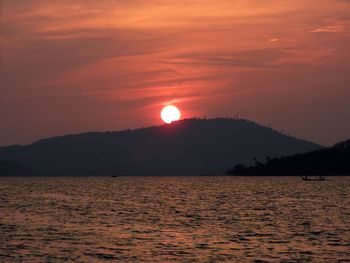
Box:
[1,0,350,146]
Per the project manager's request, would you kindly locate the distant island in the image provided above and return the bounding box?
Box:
[0,160,32,176]
[0,118,320,176]
[227,139,350,175]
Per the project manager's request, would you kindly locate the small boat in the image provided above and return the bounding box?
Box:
[111,174,118,178]
[301,175,326,181]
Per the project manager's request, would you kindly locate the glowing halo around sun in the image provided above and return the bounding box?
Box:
[161,105,181,124]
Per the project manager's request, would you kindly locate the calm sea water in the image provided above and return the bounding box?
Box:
[0,176,349,262]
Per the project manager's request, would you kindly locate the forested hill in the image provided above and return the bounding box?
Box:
[0,118,320,176]
[228,139,350,175]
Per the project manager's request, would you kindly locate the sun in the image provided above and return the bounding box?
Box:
[161,105,181,124]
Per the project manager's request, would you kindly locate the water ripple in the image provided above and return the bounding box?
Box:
[0,176,349,262]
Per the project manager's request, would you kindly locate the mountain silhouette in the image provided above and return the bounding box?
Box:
[0,160,32,176]
[227,139,350,175]
[0,118,321,176]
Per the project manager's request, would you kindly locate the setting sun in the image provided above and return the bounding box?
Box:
[161,105,181,124]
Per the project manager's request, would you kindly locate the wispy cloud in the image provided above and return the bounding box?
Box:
[309,25,345,33]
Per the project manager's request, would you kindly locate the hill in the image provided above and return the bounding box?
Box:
[0,160,32,176]
[0,118,321,176]
[227,139,350,175]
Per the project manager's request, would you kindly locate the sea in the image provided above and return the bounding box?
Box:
[0,176,349,262]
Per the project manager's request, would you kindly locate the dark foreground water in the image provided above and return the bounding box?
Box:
[0,176,349,262]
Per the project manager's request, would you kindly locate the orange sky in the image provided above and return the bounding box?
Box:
[1,0,350,146]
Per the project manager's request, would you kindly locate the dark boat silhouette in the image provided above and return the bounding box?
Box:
[301,176,326,181]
